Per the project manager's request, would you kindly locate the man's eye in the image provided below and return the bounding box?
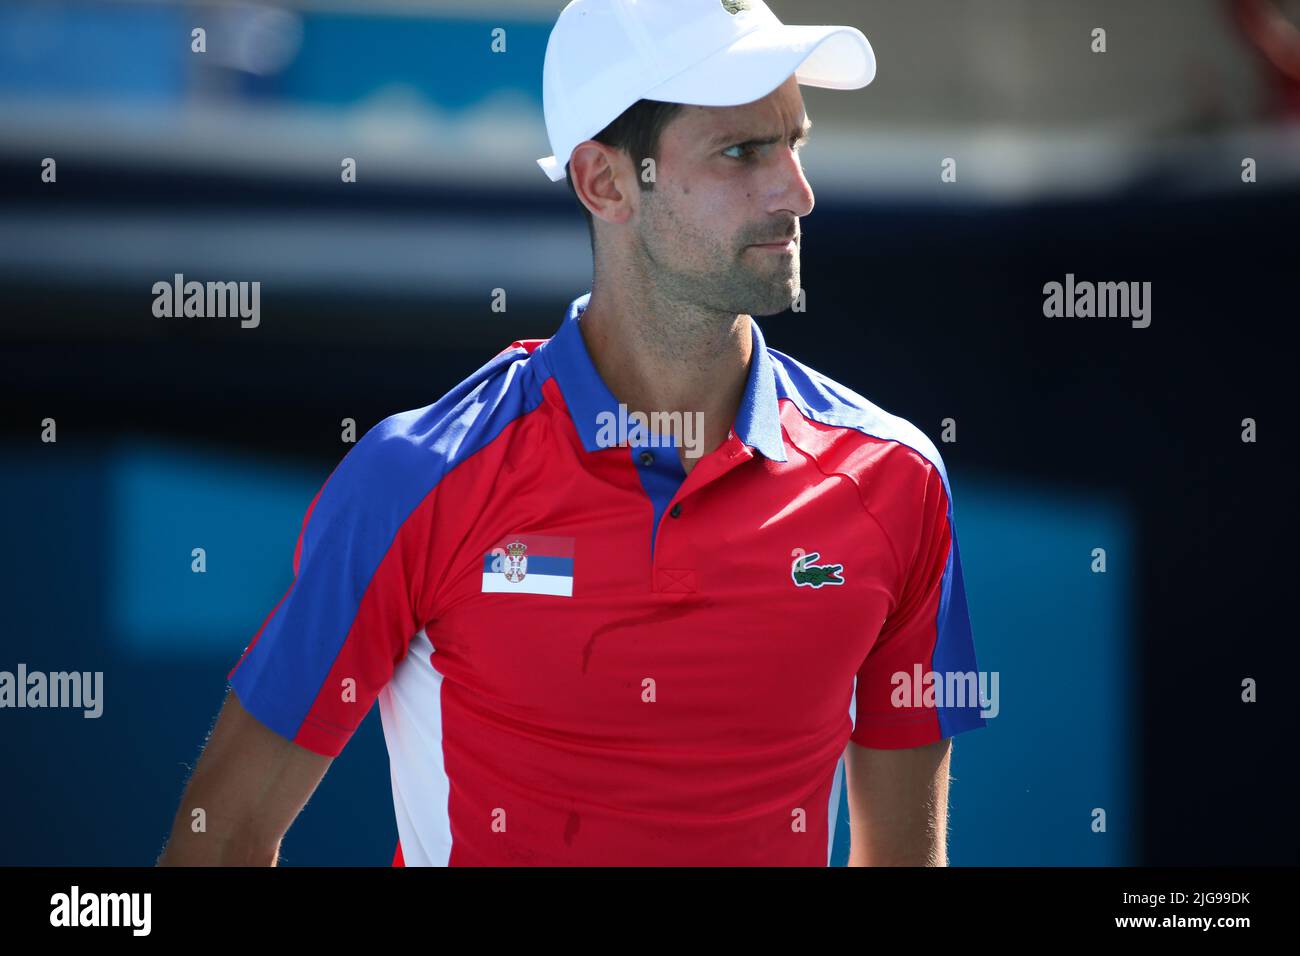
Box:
[723,140,806,160]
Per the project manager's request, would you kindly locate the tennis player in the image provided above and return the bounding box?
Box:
[159,0,986,867]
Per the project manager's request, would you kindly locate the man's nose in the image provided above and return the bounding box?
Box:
[775,146,814,218]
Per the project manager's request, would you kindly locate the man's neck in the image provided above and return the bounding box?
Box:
[577,286,752,475]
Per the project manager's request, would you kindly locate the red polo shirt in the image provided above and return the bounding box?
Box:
[228,291,986,865]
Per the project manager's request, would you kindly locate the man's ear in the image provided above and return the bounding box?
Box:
[570,141,633,226]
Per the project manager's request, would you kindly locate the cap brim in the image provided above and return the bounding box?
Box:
[538,153,565,182]
[642,23,875,106]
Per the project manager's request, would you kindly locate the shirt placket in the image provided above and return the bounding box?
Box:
[636,427,756,596]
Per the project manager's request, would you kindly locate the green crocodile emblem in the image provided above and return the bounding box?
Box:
[791,550,845,588]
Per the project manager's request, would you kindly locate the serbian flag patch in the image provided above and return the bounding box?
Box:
[481,533,575,597]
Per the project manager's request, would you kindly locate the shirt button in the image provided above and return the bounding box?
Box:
[639,451,654,466]
[669,503,682,518]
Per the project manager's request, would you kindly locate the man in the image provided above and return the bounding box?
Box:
[159,0,986,868]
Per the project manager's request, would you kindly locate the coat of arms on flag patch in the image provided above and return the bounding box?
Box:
[482,534,575,597]
[503,540,528,582]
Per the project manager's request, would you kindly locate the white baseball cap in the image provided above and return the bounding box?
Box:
[536,0,877,182]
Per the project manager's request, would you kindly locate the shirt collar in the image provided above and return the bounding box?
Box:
[540,292,787,462]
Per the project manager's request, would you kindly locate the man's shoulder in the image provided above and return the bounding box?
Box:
[326,338,551,506]
[768,345,949,489]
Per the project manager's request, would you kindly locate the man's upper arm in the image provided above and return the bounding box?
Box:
[163,422,439,863]
[844,737,951,866]
[160,689,335,864]
[226,422,434,757]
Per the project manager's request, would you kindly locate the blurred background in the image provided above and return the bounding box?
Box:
[1,0,1297,866]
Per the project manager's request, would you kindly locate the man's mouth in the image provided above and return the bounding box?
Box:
[749,238,798,253]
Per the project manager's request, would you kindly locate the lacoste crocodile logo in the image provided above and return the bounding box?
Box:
[790,547,845,588]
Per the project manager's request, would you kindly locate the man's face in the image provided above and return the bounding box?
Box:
[633,74,814,318]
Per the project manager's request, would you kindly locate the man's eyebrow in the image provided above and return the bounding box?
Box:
[708,117,813,148]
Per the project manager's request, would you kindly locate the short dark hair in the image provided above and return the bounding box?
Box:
[564,98,686,248]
